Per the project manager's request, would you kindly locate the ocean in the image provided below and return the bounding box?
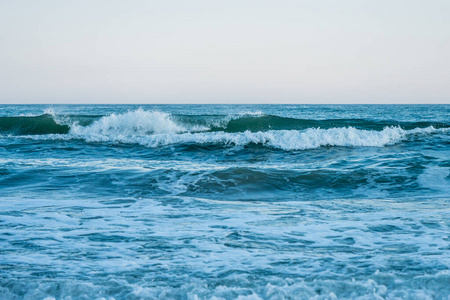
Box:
[0,104,449,299]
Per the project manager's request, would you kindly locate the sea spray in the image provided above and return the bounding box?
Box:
[70,109,193,135]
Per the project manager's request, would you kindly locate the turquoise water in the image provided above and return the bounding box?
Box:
[0,104,449,299]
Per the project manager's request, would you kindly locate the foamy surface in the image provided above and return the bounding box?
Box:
[0,104,449,299]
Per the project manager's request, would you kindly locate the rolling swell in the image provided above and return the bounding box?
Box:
[0,115,70,135]
[215,115,449,132]
[2,109,448,151]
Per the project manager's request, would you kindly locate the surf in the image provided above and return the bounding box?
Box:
[1,109,448,152]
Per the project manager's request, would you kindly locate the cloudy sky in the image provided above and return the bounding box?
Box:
[0,0,449,104]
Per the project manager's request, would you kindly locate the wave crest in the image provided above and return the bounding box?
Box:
[0,115,69,135]
[70,109,206,136]
[3,109,447,150]
[66,126,437,150]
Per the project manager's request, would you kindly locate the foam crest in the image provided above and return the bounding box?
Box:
[70,108,201,136]
[152,126,407,149]
[72,126,412,150]
[272,126,405,150]
[43,107,56,116]
[200,110,266,130]
[23,125,444,150]
[235,110,264,117]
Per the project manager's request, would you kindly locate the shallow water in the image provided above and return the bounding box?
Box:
[0,105,449,299]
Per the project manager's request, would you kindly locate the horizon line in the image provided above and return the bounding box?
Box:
[1,102,449,105]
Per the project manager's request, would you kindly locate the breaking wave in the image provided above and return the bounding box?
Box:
[2,109,448,150]
[23,125,446,151]
[70,109,208,136]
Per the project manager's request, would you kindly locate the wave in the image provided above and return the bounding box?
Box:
[70,109,208,136]
[0,109,207,136]
[2,109,448,150]
[22,125,447,151]
[76,126,436,150]
[0,114,70,135]
[221,116,450,132]
[2,108,448,135]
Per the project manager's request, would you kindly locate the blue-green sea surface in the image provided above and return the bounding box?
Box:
[0,105,449,299]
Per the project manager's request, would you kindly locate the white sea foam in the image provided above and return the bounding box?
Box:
[16,106,447,150]
[22,125,445,150]
[70,108,206,136]
[43,107,75,126]
[195,110,265,129]
[69,126,436,150]
[235,110,264,117]
[43,107,56,116]
[1,196,449,299]
[16,108,57,117]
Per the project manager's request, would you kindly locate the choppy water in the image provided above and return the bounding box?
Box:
[0,104,449,300]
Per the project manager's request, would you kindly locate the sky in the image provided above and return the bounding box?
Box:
[0,0,449,104]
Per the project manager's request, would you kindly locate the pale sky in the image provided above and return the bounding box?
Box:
[0,0,449,104]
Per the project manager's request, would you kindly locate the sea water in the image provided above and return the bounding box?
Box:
[0,104,449,299]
